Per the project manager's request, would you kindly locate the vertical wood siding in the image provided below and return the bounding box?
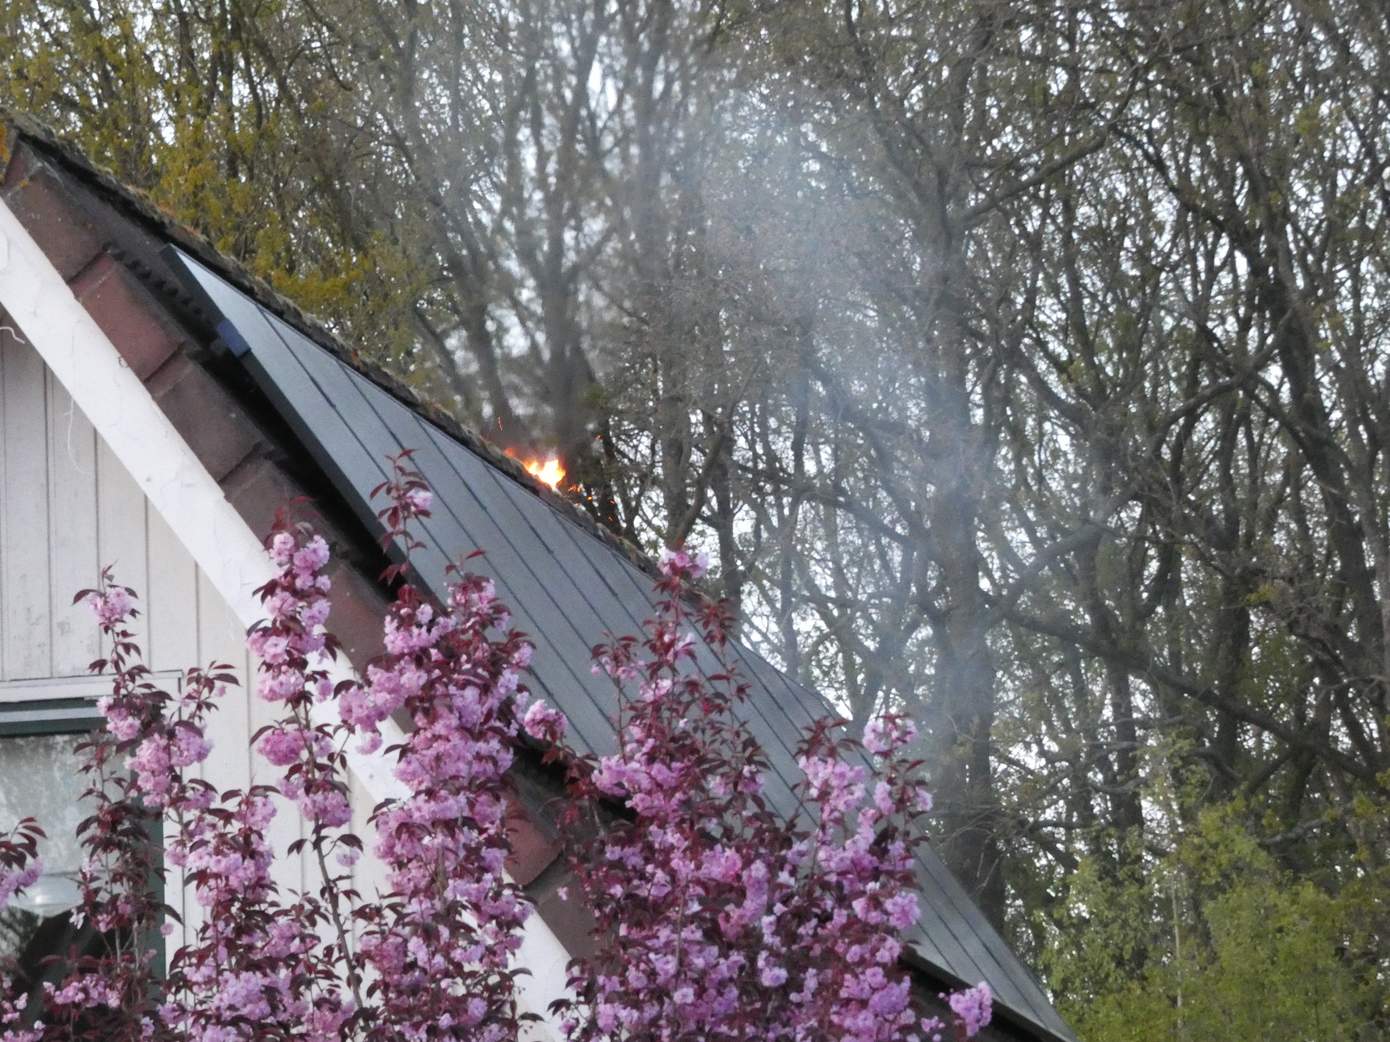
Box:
[0,335,381,918]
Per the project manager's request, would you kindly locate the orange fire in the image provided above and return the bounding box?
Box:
[523,456,566,491]
[500,446,568,492]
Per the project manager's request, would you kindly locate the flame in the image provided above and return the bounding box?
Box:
[500,446,568,492]
[523,456,566,491]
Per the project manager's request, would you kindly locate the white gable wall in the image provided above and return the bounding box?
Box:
[0,330,317,896]
[0,325,561,1038]
[2,330,234,682]
[1,307,528,974]
[0,331,373,939]
[0,197,569,1034]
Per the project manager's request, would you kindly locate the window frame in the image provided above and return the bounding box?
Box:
[0,675,174,987]
[0,696,106,736]
[0,674,116,725]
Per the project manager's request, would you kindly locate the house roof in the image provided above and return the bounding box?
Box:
[0,111,1076,1042]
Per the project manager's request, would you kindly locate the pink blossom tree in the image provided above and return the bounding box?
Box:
[525,548,989,1042]
[0,456,991,1042]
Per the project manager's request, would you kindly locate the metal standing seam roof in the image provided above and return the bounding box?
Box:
[168,247,1077,1042]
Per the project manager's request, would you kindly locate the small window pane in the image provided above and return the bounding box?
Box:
[0,732,88,966]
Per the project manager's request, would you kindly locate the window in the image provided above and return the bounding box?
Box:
[0,694,108,991]
[0,677,168,1016]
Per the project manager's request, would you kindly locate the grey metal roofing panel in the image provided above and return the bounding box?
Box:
[530,511,978,975]
[542,520,986,989]
[263,301,618,759]
[522,489,1016,999]
[168,248,1076,1042]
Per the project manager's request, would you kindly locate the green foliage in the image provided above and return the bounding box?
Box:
[0,0,424,368]
[1045,805,1387,1042]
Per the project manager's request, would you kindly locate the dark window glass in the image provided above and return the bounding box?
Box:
[0,700,149,1021]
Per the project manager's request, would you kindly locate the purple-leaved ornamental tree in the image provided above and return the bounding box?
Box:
[525,546,987,1042]
[0,454,991,1042]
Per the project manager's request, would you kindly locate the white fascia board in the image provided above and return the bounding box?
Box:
[0,199,572,1033]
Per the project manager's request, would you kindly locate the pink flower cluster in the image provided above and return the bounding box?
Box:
[246,527,351,829]
[531,544,994,1042]
[1,474,1000,1042]
[0,981,42,1042]
[85,585,133,627]
[656,545,710,578]
[340,458,533,1041]
[0,862,39,911]
[163,517,373,1040]
[127,725,211,807]
[521,700,566,745]
[949,983,994,1037]
[69,566,351,1042]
